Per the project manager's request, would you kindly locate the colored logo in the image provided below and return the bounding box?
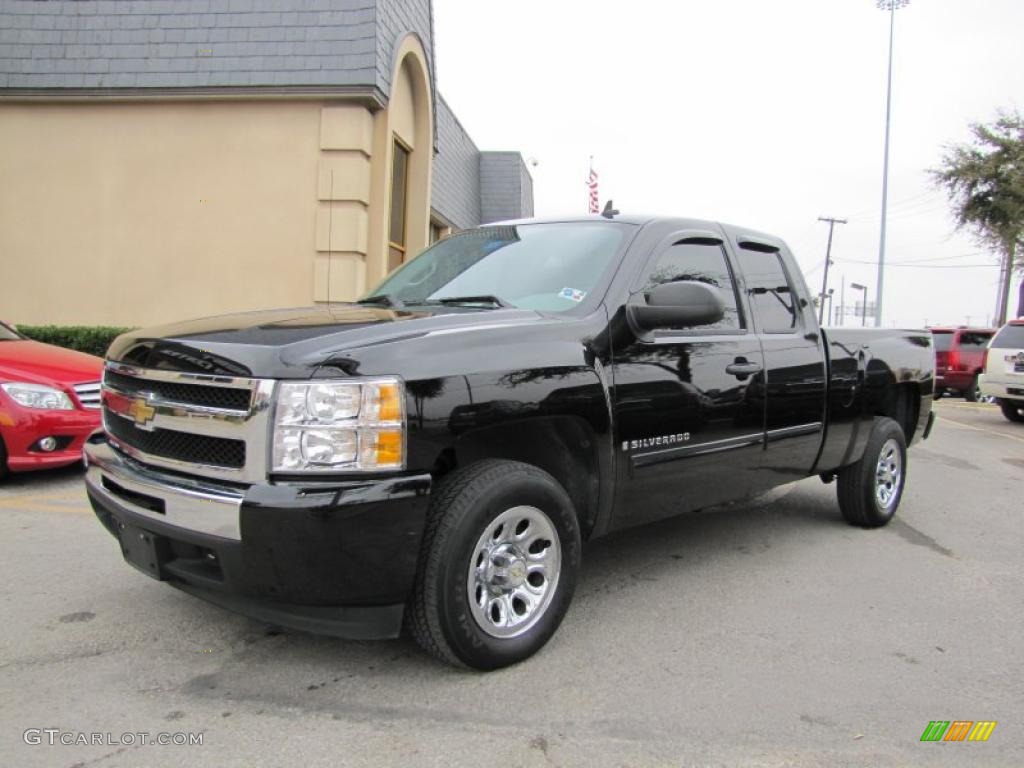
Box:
[127,398,157,428]
[920,721,996,742]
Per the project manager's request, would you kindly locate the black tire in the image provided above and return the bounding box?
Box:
[837,417,907,528]
[0,435,8,481]
[964,375,980,402]
[999,399,1024,423]
[406,459,581,670]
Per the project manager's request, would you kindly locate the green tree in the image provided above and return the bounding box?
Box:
[931,111,1024,323]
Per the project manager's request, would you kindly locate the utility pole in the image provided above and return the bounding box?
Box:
[817,216,847,324]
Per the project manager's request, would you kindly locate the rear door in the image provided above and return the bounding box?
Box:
[955,329,995,377]
[730,238,826,488]
[610,232,766,529]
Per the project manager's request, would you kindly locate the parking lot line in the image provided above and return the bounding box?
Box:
[938,415,1024,444]
[0,500,89,514]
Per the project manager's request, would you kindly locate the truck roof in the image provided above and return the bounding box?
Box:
[489,214,790,251]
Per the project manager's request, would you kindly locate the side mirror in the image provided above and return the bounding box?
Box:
[627,280,725,336]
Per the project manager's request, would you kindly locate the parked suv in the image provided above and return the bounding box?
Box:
[930,326,996,401]
[979,319,1024,423]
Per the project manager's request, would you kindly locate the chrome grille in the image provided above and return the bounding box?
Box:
[73,381,101,409]
[101,362,275,483]
[103,369,252,411]
[105,416,246,469]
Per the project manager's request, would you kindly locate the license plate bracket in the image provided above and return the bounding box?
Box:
[119,523,166,580]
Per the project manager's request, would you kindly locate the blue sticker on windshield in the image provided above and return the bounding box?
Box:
[559,287,586,302]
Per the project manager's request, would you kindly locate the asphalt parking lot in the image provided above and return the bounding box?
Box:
[1,399,1021,767]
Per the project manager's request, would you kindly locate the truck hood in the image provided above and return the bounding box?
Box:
[0,339,104,386]
[107,304,546,378]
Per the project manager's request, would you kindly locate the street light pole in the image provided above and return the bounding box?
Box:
[874,0,909,328]
[851,282,869,327]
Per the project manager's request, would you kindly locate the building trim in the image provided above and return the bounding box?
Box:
[0,86,387,109]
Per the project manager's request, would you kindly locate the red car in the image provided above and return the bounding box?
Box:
[930,326,996,402]
[0,321,103,477]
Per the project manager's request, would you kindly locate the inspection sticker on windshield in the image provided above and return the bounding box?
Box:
[559,287,586,302]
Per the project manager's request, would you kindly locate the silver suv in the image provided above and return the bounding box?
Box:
[980,319,1024,422]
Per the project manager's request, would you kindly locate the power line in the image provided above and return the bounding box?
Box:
[840,260,997,268]
[844,189,940,220]
[883,251,985,264]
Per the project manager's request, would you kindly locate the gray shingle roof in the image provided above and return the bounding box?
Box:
[0,0,434,98]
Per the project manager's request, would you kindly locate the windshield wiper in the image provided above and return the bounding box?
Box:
[429,295,513,309]
[356,294,404,308]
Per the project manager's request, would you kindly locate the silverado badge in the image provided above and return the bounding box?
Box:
[622,433,690,451]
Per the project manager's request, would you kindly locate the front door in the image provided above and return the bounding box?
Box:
[610,234,766,530]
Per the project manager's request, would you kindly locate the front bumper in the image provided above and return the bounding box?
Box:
[0,401,100,472]
[85,440,431,639]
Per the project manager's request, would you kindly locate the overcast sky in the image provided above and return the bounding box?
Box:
[433,0,1024,328]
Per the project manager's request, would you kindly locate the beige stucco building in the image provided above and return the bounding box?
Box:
[0,0,533,327]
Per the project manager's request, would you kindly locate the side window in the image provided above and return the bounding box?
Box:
[958,331,992,349]
[640,240,743,331]
[735,247,799,333]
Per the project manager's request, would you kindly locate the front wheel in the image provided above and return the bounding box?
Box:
[1000,399,1024,423]
[407,460,581,670]
[837,417,907,528]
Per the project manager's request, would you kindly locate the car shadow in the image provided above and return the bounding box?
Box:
[1,462,85,489]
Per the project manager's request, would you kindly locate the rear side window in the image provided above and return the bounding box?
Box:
[991,323,1024,348]
[931,332,953,351]
[734,248,799,333]
[641,240,743,331]
[958,331,993,349]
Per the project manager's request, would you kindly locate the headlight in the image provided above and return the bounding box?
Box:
[271,378,405,473]
[0,383,74,410]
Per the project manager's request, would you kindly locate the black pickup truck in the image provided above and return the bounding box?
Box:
[85,215,935,669]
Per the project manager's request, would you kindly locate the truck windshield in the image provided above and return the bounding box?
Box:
[362,222,628,312]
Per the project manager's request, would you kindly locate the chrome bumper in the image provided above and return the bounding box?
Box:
[84,441,244,540]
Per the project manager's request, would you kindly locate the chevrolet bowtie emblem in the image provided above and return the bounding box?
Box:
[128,398,156,428]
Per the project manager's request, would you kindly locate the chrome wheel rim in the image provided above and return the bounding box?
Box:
[467,505,561,639]
[875,438,902,511]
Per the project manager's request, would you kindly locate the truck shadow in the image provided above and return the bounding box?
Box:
[170,479,844,706]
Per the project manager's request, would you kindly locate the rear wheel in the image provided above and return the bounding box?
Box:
[965,375,980,402]
[407,459,581,670]
[999,399,1024,423]
[0,437,8,481]
[837,417,907,528]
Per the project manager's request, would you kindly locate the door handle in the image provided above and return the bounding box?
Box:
[726,360,763,379]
